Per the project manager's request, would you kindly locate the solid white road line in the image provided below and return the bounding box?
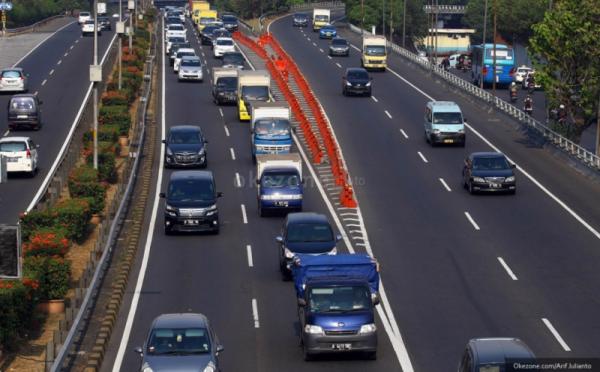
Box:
[246,245,254,267]
[235,172,241,187]
[111,23,166,372]
[371,95,378,102]
[542,318,571,351]
[400,129,409,139]
[241,204,248,224]
[230,147,236,160]
[464,212,480,230]
[439,178,452,192]
[385,110,392,119]
[41,79,47,86]
[75,39,79,43]
[219,108,224,117]
[13,20,76,67]
[252,299,260,328]
[497,257,518,280]
[384,62,600,241]
[417,151,428,163]
[307,37,311,41]
[335,62,341,68]
[224,125,230,137]
[49,69,55,75]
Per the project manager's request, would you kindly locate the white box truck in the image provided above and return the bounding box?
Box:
[362,35,387,71]
[312,9,330,31]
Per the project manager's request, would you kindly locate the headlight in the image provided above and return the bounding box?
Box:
[327,247,337,255]
[473,177,485,183]
[166,147,173,156]
[505,176,515,182]
[345,81,352,86]
[165,204,177,212]
[198,147,205,155]
[205,204,218,216]
[432,129,441,134]
[359,323,377,334]
[203,362,216,372]
[284,247,295,259]
[304,324,324,335]
[142,363,153,372]
[366,81,371,86]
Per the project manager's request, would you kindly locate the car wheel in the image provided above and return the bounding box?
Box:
[429,135,437,147]
[302,345,313,361]
[342,87,347,96]
[366,90,372,97]
[365,351,377,360]
[164,225,173,235]
[509,189,516,195]
[468,181,475,195]
[258,203,265,217]
[460,139,466,147]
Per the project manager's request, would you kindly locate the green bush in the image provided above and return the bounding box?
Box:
[102,91,129,106]
[23,256,71,301]
[99,105,129,125]
[0,281,36,351]
[21,198,92,242]
[86,152,117,184]
[99,124,120,142]
[68,166,106,214]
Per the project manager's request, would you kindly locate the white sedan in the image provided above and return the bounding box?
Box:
[81,20,101,36]
[0,137,39,176]
[173,48,197,72]
[513,65,533,83]
[213,37,236,58]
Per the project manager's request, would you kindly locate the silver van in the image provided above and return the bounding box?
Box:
[424,101,466,146]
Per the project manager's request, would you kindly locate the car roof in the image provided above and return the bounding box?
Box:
[1,67,23,72]
[10,94,36,99]
[152,313,209,329]
[0,136,31,143]
[429,101,461,112]
[287,212,329,224]
[216,37,233,41]
[471,151,505,158]
[345,67,368,74]
[469,338,535,364]
[170,170,213,182]
[170,125,202,132]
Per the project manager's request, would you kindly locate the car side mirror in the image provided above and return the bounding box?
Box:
[371,293,380,306]
[297,298,307,307]
[217,191,224,198]
[275,236,283,243]
[463,118,467,123]
[511,163,516,169]
[161,139,166,144]
[216,344,225,353]
[133,346,143,355]
[159,192,166,198]
[204,140,209,144]
[335,234,342,242]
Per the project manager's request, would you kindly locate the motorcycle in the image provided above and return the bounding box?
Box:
[523,103,533,115]
[509,89,518,103]
[527,80,535,94]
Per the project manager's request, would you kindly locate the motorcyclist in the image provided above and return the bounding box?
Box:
[557,104,567,123]
[457,54,465,70]
[523,95,533,115]
[526,74,535,92]
[509,82,518,101]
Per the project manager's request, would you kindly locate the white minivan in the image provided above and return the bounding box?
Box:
[424,101,466,146]
[0,136,39,176]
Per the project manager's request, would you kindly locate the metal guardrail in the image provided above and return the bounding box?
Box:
[48,20,157,372]
[4,14,69,36]
[348,23,600,170]
[257,1,345,32]
[423,4,467,14]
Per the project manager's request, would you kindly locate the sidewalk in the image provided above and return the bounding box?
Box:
[0,16,75,68]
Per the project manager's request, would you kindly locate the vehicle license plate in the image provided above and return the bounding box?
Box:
[275,201,288,207]
[184,219,199,225]
[331,343,352,350]
[17,115,28,119]
[490,183,501,188]
[444,139,454,143]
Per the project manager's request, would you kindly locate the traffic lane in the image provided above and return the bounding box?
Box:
[0,30,117,224]
[333,26,600,232]
[271,18,580,368]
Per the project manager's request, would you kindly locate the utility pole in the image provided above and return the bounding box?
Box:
[128,0,134,53]
[492,0,497,93]
[481,0,488,89]
[118,0,122,90]
[93,0,99,169]
[596,93,600,157]
[361,0,365,33]
[381,0,385,38]
[389,0,393,42]
[401,0,406,47]
[434,0,438,65]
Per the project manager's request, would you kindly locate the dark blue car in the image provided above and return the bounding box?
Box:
[462,152,516,194]
[163,125,208,168]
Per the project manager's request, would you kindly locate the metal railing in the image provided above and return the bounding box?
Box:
[255,1,346,32]
[47,21,157,372]
[4,14,69,36]
[348,23,600,170]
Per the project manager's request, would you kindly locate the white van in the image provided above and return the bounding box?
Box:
[424,101,465,146]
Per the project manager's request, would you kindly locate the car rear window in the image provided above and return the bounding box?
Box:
[11,97,35,110]
[287,223,333,243]
[332,39,347,45]
[169,24,184,30]
[181,59,201,67]
[147,327,210,355]
[79,12,90,16]
[0,142,27,152]
[217,39,233,46]
[2,70,21,78]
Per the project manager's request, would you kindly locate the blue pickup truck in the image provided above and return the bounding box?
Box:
[256,154,303,216]
[292,254,380,360]
[251,103,292,161]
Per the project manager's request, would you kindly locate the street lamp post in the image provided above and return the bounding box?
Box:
[402,0,406,47]
[480,0,488,89]
[382,0,385,37]
[118,0,122,90]
[92,0,99,169]
[492,0,497,93]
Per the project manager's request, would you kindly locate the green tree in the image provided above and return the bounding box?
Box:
[530,0,600,135]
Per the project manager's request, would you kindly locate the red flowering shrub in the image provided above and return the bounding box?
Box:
[22,227,71,257]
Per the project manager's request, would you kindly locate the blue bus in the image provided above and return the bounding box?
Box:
[471,43,515,87]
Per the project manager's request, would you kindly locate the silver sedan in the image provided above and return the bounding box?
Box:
[0,68,28,92]
[178,56,203,82]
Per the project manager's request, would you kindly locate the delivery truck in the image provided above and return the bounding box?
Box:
[212,67,238,105]
[251,103,292,159]
[361,35,387,71]
[312,8,330,31]
[237,70,271,121]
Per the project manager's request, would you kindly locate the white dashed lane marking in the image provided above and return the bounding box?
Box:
[464,212,480,230]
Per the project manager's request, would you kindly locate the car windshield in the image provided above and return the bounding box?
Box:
[169,24,184,31]
[0,142,26,152]
[287,223,333,243]
[169,130,202,144]
[254,119,290,137]
[11,97,35,110]
[315,15,328,22]
[80,12,90,16]
[472,156,511,170]
[332,39,347,46]
[147,328,211,355]
[322,26,335,31]
[433,112,463,124]
[217,39,234,46]
[2,70,21,78]
[223,15,237,22]
[262,171,300,188]
[347,70,368,80]
[309,286,371,313]
[168,179,214,202]
[181,59,201,67]
[222,53,243,66]
[241,86,269,101]
[365,45,386,56]
[294,14,307,19]
[217,77,237,89]
[200,17,215,24]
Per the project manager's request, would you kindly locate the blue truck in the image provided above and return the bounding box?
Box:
[256,154,303,216]
[291,254,380,360]
[250,103,292,161]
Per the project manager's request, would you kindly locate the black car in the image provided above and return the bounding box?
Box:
[7,94,43,130]
[210,28,231,48]
[160,171,222,234]
[292,13,309,27]
[462,152,516,194]
[342,67,372,97]
[212,75,238,105]
[221,52,245,69]
[222,15,238,32]
[200,25,219,45]
[458,338,536,372]
[97,16,111,31]
[276,212,341,280]
[170,42,192,65]
[166,16,182,25]
[329,37,349,56]
[163,125,208,168]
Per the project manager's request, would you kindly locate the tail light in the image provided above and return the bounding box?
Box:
[26,149,31,158]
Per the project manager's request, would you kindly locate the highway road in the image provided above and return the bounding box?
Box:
[267,14,600,371]
[0,20,117,224]
[103,18,401,372]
